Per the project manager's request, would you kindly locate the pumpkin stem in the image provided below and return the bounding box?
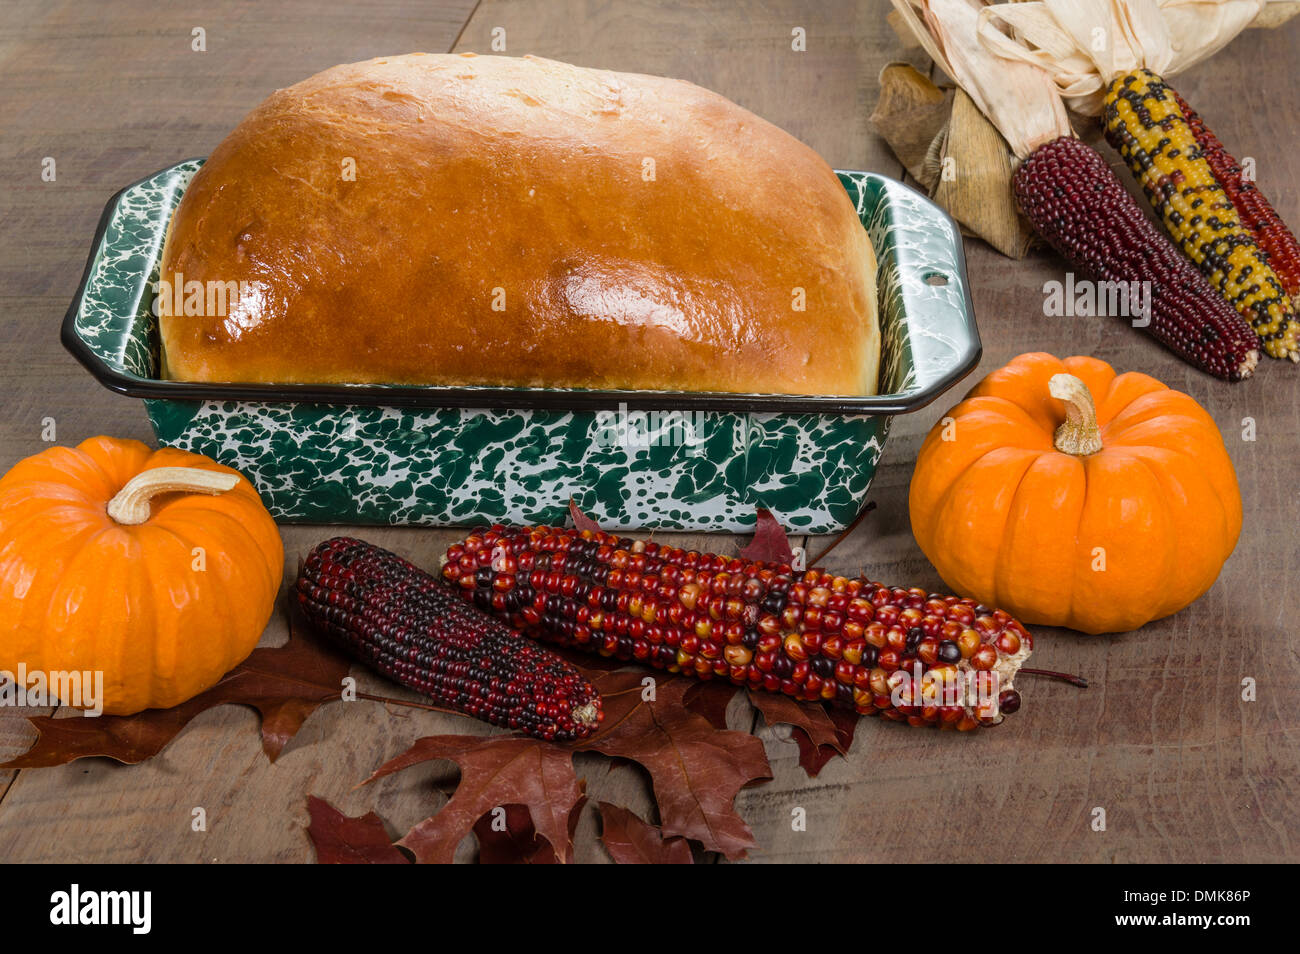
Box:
[106,466,240,525]
[1048,373,1103,456]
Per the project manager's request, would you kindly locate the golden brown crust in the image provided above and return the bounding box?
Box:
[159,53,879,396]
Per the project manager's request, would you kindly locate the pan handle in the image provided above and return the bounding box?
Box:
[837,170,982,409]
[61,159,205,393]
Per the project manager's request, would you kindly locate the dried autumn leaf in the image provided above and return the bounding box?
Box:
[568,498,602,532]
[738,507,794,565]
[473,790,588,864]
[749,691,840,747]
[306,795,410,864]
[574,666,654,725]
[0,695,215,769]
[747,691,858,778]
[598,802,693,864]
[366,734,585,864]
[551,641,631,674]
[1,598,352,767]
[682,680,745,731]
[794,709,858,778]
[683,676,862,779]
[580,674,771,860]
[356,664,769,864]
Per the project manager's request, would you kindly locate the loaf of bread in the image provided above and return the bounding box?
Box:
[159,53,879,396]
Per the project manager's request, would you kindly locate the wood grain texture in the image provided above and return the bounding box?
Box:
[0,0,1296,863]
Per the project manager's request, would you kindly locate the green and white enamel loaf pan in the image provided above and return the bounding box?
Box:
[63,159,980,533]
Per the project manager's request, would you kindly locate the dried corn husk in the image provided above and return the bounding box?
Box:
[933,88,1036,257]
[1248,0,1300,28]
[871,62,953,184]
[975,0,1268,114]
[873,0,1293,259]
[879,0,1075,258]
[871,63,1035,257]
[889,0,1072,158]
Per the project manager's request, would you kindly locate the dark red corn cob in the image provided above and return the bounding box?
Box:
[297,537,602,742]
[1013,135,1260,381]
[443,526,1035,730]
[1173,90,1300,304]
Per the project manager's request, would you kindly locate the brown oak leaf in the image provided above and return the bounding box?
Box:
[685,683,861,779]
[579,673,771,860]
[472,788,587,864]
[1,596,352,768]
[682,679,744,731]
[598,802,693,864]
[738,507,795,564]
[306,795,410,864]
[356,665,770,864]
[568,498,602,532]
[365,734,585,864]
[804,706,859,775]
[748,691,858,777]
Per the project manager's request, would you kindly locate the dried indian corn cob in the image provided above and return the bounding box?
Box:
[1103,69,1300,361]
[297,537,603,742]
[444,526,1033,730]
[1013,136,1260,381]
[1172,89,1300,305]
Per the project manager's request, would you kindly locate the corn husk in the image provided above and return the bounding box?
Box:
[873,0,1293,259]
[1248,0,1300,27]
[871,63,1035,257]
[888,0,1072,158]
[871,62,953,184]
[975,0,1268,114]
[933,88,1036,257]
[879,0,1075,258]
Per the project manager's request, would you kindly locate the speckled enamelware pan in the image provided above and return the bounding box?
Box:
[63,159,980,533]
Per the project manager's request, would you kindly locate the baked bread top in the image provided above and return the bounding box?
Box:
[159,53,879,396]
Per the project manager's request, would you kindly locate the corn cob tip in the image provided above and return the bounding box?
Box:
[572,701,600,726]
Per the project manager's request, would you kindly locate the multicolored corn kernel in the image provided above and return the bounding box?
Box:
[443,526,1034,730]
[1172,89,1300,305]
[1103,68,1300,361]
[1013,135,1260,381]
[296,536,603,742]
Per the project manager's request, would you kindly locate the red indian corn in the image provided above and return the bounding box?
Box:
[1103,69,1300,361]
[1172,89,1300,305]
[443,525,1033,730]
[1013,135,1260,381]
[297,537,603,742]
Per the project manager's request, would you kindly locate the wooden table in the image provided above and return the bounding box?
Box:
[1,0,1296,863]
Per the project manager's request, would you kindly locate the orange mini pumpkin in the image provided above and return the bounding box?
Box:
[0,436,282,714]
[909,353,1241,634]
